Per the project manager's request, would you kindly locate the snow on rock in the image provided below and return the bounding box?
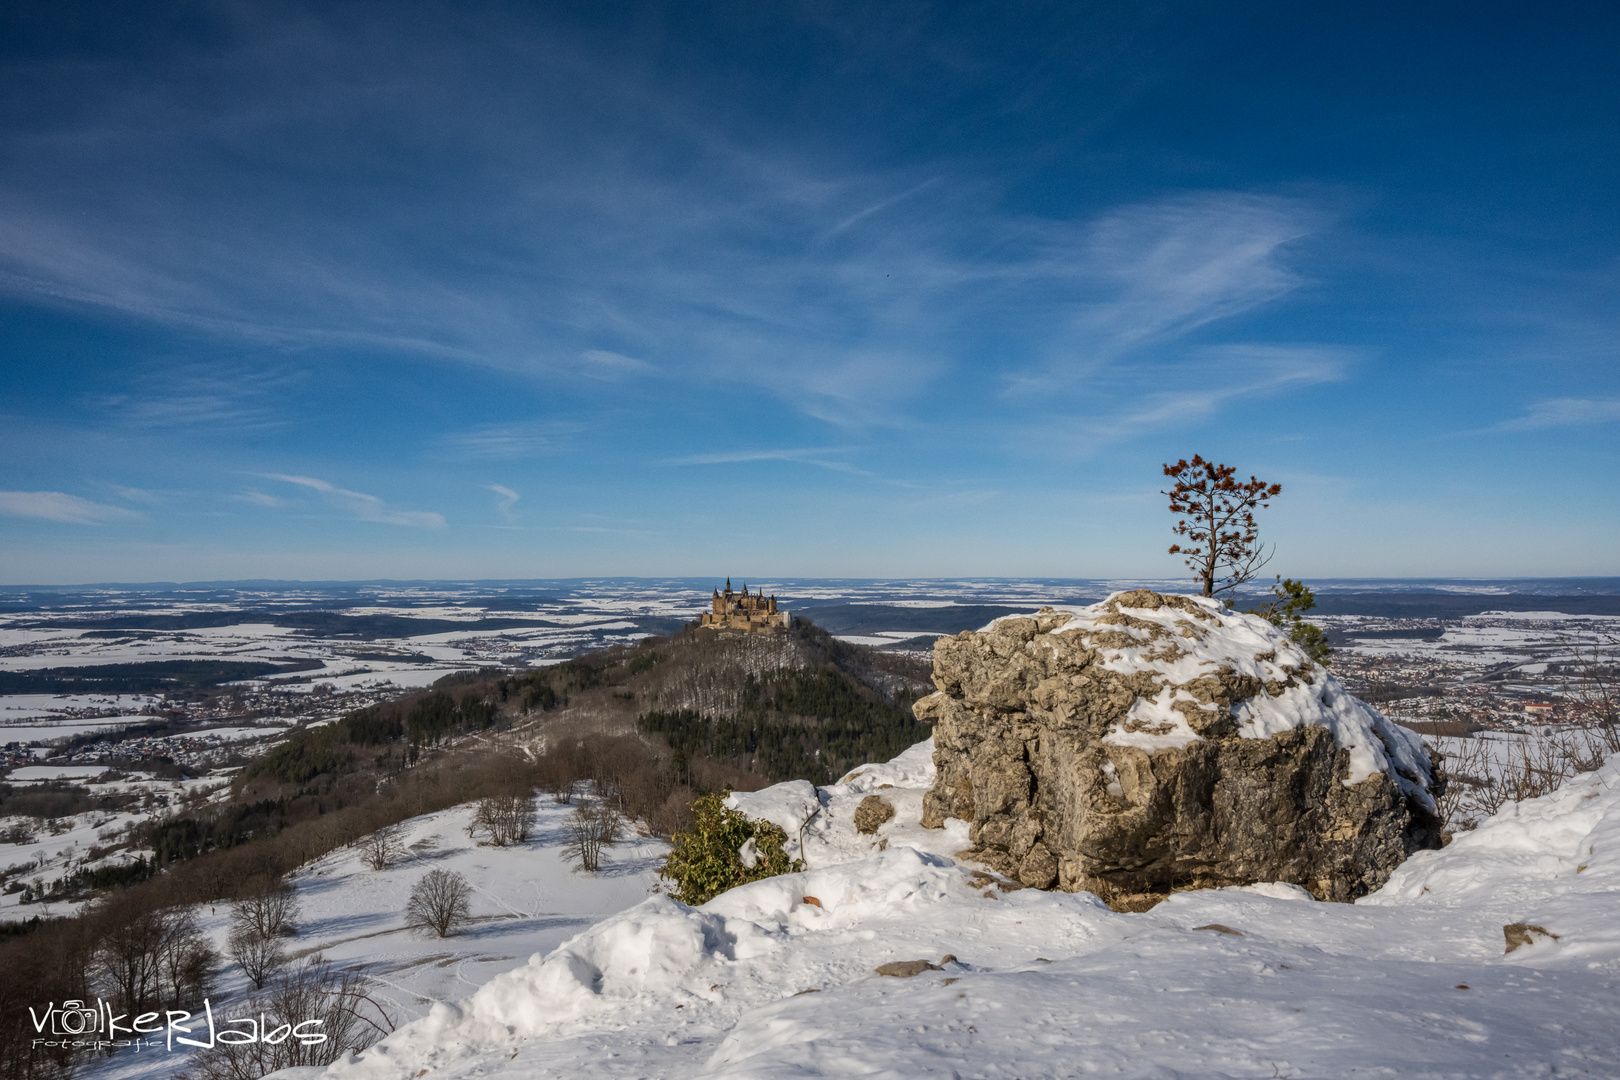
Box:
[983,591,1434,800]
[725,739,970,868]
[833,736,938,792]
[725,780,820,844]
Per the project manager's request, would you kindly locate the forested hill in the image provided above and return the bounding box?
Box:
[242,619,936,801]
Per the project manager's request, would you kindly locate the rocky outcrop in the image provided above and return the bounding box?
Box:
[918,590,1443,904]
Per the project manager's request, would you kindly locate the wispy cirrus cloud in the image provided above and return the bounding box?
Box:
[1079,192,1316,350]
[486,484,520,520]
[578,350,654,381]
[0,1,1328,437]
[98,364,304,431]
[1003,193,1324,398]
[264,475,445,529]
[0,491,140,524]
[1036,344,1351,454]
[664,446,878,478]
[0,4,1341,468]
[1494,398,1620,431]
[437,421,575,461]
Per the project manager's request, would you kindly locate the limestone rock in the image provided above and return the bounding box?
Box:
[919,591,1443,904]
[1503,923,1559,952]
[854,795,897,834]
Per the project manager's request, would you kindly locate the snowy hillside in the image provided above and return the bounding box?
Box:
[287,736,1620,1080]
[83,796,669,1080]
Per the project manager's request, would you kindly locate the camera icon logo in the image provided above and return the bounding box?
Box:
[53,1001,102,1036]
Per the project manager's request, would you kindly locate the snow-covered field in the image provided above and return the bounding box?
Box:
[1330,613,1620,668]
[0,582,724,741]
[59,730,1580,1080]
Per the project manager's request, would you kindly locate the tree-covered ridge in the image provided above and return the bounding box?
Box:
[638,667,927,784]
[239,619,932,790]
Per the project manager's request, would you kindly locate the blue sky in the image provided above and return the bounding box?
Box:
[1,1,1616,584]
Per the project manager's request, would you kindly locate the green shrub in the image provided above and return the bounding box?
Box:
[1245,576,1333,665]
[658,791,801,905]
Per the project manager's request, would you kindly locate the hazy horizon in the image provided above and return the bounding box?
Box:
[8,575,1620,595]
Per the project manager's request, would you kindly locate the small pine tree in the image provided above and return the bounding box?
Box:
[1163,456,1281,597]
[1245,576,1332,665]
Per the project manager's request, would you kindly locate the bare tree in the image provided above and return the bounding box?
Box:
[567,799,621,873]
[157,906,217,1007]
[91,897,170,1013]
[1162,456,1282,598]
[230,878,301,939]
[404,869,472,938]
[354,823,407,871]
[1565,630,1620,759]
[468,793,532,847]
[180,956,386,1080]
[228,925,287,990]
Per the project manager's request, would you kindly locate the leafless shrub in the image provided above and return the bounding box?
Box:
[353,823,407,871]
[404,868,473,938]
[468,793,531,847]
[1435,726,1602,837]
[1434,736,1489,834]
[180,956,384,1080]
[1564,630,1620,758]
[157,906,217,1006]
[230,878,300,939]
[567,800,621,873]
[1,823,37,845]
[228,925,287,990]
[1497,735,1571,807]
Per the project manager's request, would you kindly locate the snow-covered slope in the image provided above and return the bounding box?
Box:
[84,796,668,1080]
[301,734,1620,1080]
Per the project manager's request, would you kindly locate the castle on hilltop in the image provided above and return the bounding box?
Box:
[700,578,791,632]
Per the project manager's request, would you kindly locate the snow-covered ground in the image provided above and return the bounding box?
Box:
[161,731,1612,1080]
[80,794,670,1080]
[277,798,669,1024]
